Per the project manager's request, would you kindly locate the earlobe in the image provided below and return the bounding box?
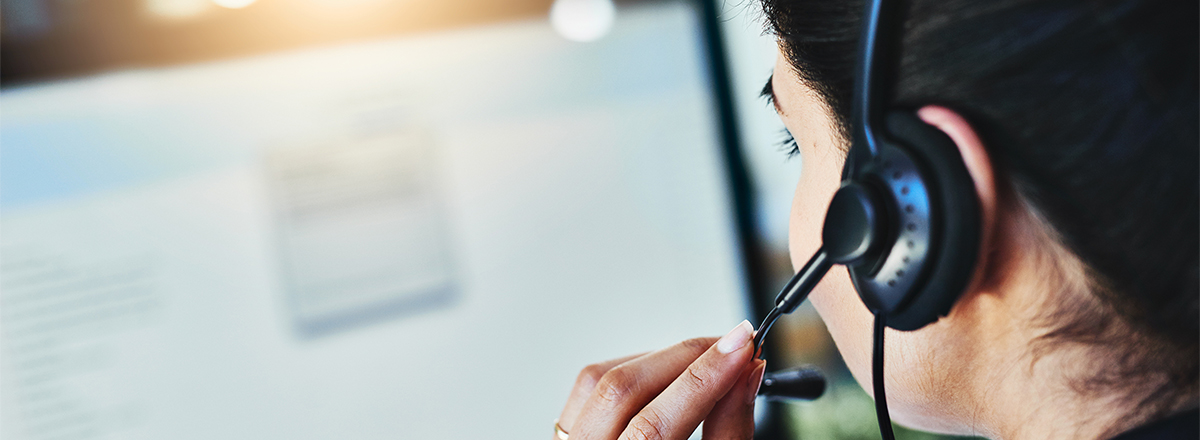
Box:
[916,105,998,296]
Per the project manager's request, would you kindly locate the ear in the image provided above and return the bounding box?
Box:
[916,106,998,295]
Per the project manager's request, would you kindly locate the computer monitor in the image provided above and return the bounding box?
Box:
[0,1,752,438]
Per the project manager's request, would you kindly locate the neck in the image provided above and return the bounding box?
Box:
[972,341,1129,440]
[956,207,1133,440]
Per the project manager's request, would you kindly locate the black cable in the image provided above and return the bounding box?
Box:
[873,312,896,440]
[752,306,782,360]
[752,250,831,360]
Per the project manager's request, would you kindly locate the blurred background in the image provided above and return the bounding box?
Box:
[0,0,975,439]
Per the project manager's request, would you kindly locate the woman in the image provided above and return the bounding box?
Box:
[554,0,1198,438]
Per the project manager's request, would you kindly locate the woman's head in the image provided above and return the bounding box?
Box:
[760,0,1198,436]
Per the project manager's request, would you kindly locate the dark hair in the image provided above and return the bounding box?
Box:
[761,0,1198,428]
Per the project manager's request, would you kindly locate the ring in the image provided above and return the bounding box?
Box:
[553,419,569,440]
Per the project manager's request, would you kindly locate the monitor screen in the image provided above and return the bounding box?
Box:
[0,1,751,439]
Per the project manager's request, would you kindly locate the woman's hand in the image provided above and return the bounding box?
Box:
[555,321,766,440]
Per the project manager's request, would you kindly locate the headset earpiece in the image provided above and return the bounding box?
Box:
[838,110,981,331]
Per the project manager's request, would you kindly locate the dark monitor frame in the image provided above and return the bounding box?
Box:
[694,1,788,437]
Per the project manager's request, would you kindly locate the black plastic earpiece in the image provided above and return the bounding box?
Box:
[845,111,980,331]
[811,110,979,330]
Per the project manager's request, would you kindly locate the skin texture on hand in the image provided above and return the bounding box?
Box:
[556,321,765,440]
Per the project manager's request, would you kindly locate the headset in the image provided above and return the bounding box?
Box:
[750,0,982,438]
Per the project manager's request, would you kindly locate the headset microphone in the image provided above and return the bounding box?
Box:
[752,0,982,437]
[757,366,826,401]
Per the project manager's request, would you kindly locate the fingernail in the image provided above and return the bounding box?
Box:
[716,320,753,354]
[748,361,766,404]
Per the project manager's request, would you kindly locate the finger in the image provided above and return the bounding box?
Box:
[559,352,647,434]
[619,320,756,440]
[570,337,720,440]
[702,359,765,440]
